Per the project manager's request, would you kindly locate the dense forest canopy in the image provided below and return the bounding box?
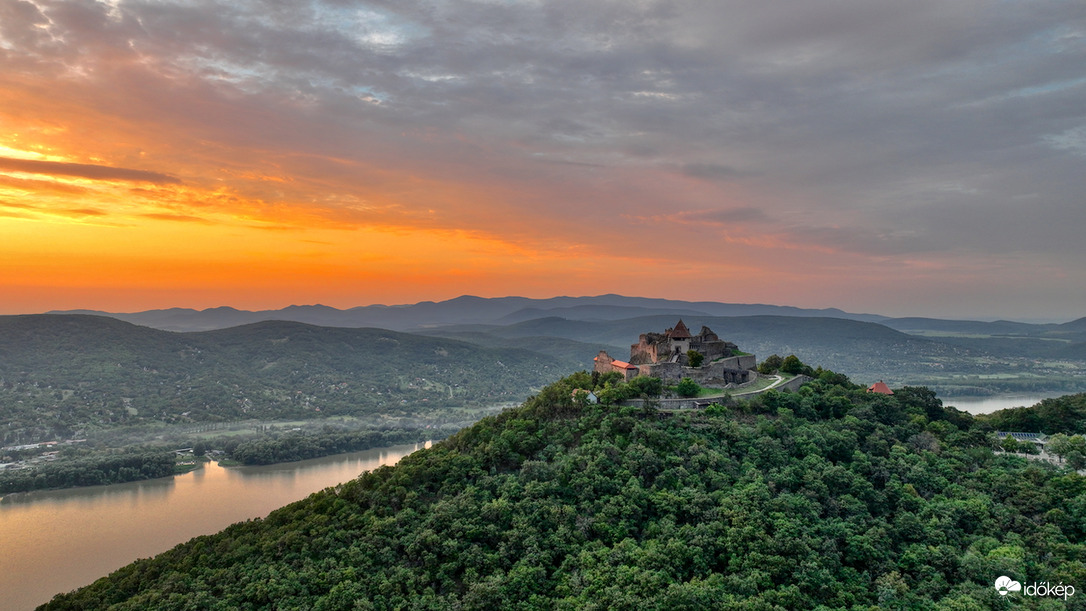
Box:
[978,393,1086,435]
[42,373,1086,610]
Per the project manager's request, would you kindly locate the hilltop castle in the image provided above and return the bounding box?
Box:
[594,319,757,386]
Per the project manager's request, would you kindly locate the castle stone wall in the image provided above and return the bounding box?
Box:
[640,361,683,382]
[639,361,754,386]
[594,350,614,375]
[596,319,758,389]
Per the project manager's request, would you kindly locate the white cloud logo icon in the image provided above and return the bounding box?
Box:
[995,576,1022,596]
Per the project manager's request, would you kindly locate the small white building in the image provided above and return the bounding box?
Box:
[571,389,598,404]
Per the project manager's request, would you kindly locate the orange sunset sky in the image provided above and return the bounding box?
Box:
[2,0,1085,320]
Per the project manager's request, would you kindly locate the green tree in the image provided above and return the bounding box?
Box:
[704,402,727,417]
[1047,433,1071,463]
[1067,435,1086,469]
[895,386,944,421]
[780,354,806,375]
[675,377,700,397]
[1000,434,1021,454]
[596,371,625,389]
[628,376,662,397]
[686,350,704,368]
[1068,452,1086,470]
[758,354,783,374]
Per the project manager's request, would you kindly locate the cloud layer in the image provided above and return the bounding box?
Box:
[0,156,180,183]
[1,0,1085,318]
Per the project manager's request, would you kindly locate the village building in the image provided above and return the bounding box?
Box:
[867,381,894,395]
[592,352,640,382]
[594,319,757,386]
[996,431,1048,449]
[571,389,599,404]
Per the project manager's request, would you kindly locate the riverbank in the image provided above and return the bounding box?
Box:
[1,441,431,611]
[0,424,457,494]
[939,393,1067,415]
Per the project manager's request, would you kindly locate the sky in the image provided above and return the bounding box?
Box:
[1,0,1085,321]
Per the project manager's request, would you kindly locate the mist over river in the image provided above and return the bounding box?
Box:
[0,442,428,610]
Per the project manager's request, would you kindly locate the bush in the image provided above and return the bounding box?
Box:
[758,354,783,374]
[704,403,727,417]
[686,350,704,368]
[676,377,701,397]
[780,355,806,375]
[628,376,663,397]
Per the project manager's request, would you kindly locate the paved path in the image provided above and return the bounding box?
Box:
[734,375,786,397]
[694,375,789,402]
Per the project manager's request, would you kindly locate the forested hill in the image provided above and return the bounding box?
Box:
[0,315,577,443]
[42,375,1086,609]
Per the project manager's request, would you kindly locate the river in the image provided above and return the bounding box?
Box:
[0,441,429,611]
[939,393,1064,415]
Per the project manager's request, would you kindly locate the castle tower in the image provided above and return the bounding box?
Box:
[666,319,692,355]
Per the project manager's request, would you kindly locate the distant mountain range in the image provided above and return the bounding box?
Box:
[49,295,891,332]
[50,295,1086,335]
[26,295,1086,404]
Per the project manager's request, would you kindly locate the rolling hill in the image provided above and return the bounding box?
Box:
[0,315,580,445]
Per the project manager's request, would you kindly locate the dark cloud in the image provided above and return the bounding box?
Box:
[679,163,746,181]
[0,157,181,184]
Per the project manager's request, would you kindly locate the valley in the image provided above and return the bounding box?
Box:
[4,297,1085,495]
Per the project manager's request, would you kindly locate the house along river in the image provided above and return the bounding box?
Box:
[0,441,429,610]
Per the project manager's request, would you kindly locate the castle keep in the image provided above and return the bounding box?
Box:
[594,319,757,386]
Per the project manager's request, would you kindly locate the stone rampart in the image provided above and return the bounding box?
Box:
[774,375,812,392]
[624,374,813,410]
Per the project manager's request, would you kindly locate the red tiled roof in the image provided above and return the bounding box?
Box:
[868,381,894,395]
[668,319,692,339]
[610,359,638,370]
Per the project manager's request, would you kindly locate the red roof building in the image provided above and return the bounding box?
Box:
[593,351,640,381]
[868,381,894,395]
[666,319,693,340]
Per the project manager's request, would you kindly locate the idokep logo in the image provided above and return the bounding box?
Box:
[994,576,1021,596]
[995,576,1075,600]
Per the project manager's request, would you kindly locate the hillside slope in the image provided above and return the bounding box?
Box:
[0,315,578,444]
[42,376,1086,609]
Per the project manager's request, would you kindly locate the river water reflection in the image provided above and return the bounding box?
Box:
[0,442,428,610]
[940,394,1063,415]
